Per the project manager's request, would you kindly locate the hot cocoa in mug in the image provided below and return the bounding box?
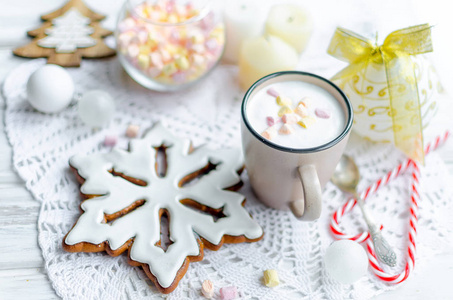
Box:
[241,71,353,221]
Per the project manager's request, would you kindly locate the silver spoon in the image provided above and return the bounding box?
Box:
[331,154,397,267]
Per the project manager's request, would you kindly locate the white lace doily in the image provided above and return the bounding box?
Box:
[3,0,453,298]
[3,57,453,300]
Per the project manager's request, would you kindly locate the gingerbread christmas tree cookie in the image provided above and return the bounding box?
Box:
[14,0,115,67]
[63,122,264,293]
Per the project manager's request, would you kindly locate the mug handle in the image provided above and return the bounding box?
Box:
[289,165,322,221]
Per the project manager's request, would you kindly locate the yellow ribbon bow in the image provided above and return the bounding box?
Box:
[328,24,433,163]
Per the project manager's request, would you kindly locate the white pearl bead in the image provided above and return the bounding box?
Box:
[26,65,75,113]
[324,240,368,284]
[78,90,115,127]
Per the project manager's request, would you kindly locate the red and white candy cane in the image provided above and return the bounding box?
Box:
[330,131,450,284]
[365,161,420,283]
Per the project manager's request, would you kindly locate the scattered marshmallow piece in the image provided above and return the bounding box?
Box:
[118,33,133,48]
[282,113,299,124]
[190,31,205,44]
[261,127,277,140]
[266,116,275,127]
[315,108,332,119]
[278,106,293,117]
[263,269,280,287]
[137,30,148,44]
[201,279,214,299]
[298,116,316,128]
[150,52,164,69]
[126,124,140,138]
[294,104,309,118]
[168,13,179,23]
[162,62,178,76]
[172,72,187,83]
[205,38,218,52]
[266,88,279,98]
[175,3,187,15]
[220,286,238,300]
[104,135,117,147]
[159,48,172,62]
[175,56,190,70]
[299,96,312,107]
[279,124,294,135]
[192,54,205,66]
[137,53,150,69]
[148,67,161,78]
[118,18,135,32]
[127,44,140,58]
[191,43,206,53]
[276,95,292,107]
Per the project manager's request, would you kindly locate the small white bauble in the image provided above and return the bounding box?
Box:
[26,64,75,113]
[324,240,368,284]
[78,90,115,127]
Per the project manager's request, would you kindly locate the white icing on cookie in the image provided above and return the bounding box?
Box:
[66,122,263,289]
[38,8,97,53]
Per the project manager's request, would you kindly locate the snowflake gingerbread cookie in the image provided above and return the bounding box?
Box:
[63,122,264,293]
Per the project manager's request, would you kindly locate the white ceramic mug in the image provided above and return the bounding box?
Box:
[241,71,353,221]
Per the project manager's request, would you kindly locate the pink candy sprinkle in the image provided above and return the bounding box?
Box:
[266,88,279,98]
[315,108,332,119]
[104,135,117,147]
[266,116,275,127]
[220,286,238,300]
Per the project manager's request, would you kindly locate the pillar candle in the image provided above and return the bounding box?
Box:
[238,34,298,90]
[265,4,313,53]
[223,0,267,64]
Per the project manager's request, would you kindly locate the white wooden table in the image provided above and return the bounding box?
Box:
[1,1,452,299]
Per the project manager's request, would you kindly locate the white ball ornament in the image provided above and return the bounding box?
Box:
[324,240,368,284]
[78,90,115,127]
[26,64,75,113]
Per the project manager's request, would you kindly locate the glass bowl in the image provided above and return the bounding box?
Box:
[116,0,225,91]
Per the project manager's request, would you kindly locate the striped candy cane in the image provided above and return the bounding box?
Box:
[365,161,420,283]
[330,131,450,283]
[330,158,414,242]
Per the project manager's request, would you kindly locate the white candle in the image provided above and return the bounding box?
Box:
[265,4,313,53]
[238,35,298,90]
[223,0,267,64]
